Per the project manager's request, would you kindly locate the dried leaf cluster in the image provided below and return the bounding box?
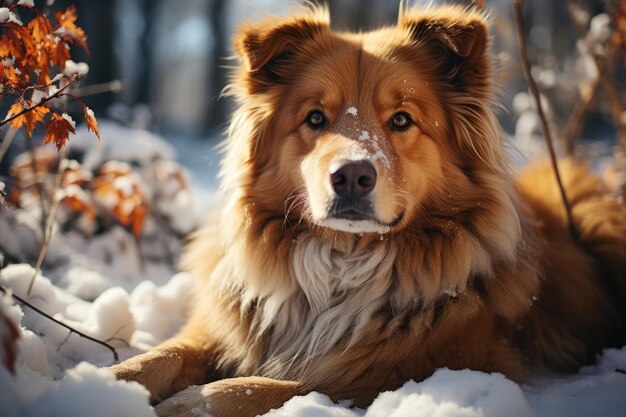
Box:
[0,2,98,149]
[7,148,157,237]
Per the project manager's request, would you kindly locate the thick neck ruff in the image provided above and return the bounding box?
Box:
[219,190,521,378]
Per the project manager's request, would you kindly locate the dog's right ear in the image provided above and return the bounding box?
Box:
[234,7,329,90]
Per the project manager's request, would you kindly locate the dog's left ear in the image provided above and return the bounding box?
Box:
[398,8,488,86]
[234,7,329,91]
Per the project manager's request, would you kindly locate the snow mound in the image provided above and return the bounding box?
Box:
[266,369,532,417]
[69,121,176,171]
[2,362,154,417]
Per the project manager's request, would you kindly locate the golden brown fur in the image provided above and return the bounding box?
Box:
[108,4,626,416]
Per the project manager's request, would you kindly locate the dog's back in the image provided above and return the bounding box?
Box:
[515,160,626,371]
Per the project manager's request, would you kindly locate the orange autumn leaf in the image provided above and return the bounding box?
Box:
[55,5,88,53]
[47,37,71,69]
[91,162,148,236]
[83,105,99,139]
[28,14,53,44]
[6,101,50,137]
[1,66,20,89]
[59,185,96,222]
[62,159,93,187]
[44,112,76,150]
[6,102,25,131]
[0,34,11,57]
[11,27,37,78]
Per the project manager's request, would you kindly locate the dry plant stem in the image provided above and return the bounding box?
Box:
[567,3,626,197]
[567,2,626,147]
[0,286,119,361]
[27,147,68,296]
[564,78,599,155]
[25,136,47,235]
[70,80,123,98]
[0,127,18,166]
[0,75,80,128]
[513,0,579,242]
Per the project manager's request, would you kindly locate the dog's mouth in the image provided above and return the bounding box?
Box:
[318,198,404,233]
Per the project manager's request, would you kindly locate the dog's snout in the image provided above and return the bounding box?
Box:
[330,161,377,197]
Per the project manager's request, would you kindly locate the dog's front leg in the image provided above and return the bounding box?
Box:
[154,376,302,417]
[107,337,211,402]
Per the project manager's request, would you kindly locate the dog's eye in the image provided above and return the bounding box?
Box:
[390,112,412,131]
[306,110,326,130]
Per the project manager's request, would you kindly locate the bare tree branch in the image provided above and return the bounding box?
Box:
[513,0,579,242]
[564,78,599,155]
[69,80,123,98]
[0,75,80,128]
[0,285,119,361]
[567,4,626,150]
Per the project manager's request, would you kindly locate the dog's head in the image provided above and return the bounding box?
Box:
[226,5,498,237]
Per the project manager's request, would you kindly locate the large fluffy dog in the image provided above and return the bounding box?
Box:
[109,4,626,416]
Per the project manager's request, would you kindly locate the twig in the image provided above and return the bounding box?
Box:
[617,368,626,375]
[0,75,80,128]
[105,337,131,348]
[0,127,18,166]
[564,78,599,155]
[567,3,626,150]
[27,147,68,295]
[0,285,119,361]
[69,80,123,98]
[567,2,626,198]
[513,0,579,242]
[25,136,48,235]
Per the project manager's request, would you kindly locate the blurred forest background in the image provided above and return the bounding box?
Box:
[5,0,620,139]
[1,0,625,187]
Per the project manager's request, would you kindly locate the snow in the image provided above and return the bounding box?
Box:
[31,89,48,105]
[0,121,625,417]
[0,8,23,25]
[47,85,59,98]
[588,14,611,44]
[2,57,15,67]
[346,107,358,117]
[356,131,390,171]
[61,113,76,129]
[17,0,35,7]
[267,370,533,417]
[1,362,155,417]
[0,8,9,23]
[63,60,90,77]
[85,106,96,120]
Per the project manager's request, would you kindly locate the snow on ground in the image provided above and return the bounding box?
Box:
[0,121,625,417]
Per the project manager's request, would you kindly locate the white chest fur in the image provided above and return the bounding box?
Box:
[257,234,397,376]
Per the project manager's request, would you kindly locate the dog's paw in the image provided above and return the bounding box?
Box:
[155,377,300,417]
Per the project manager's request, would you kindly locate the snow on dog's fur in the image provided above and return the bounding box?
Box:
[108,4,626,417]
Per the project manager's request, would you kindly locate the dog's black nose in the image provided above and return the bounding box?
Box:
[330,161,377,198]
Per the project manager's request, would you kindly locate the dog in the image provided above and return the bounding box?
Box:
[109,4,626,416]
